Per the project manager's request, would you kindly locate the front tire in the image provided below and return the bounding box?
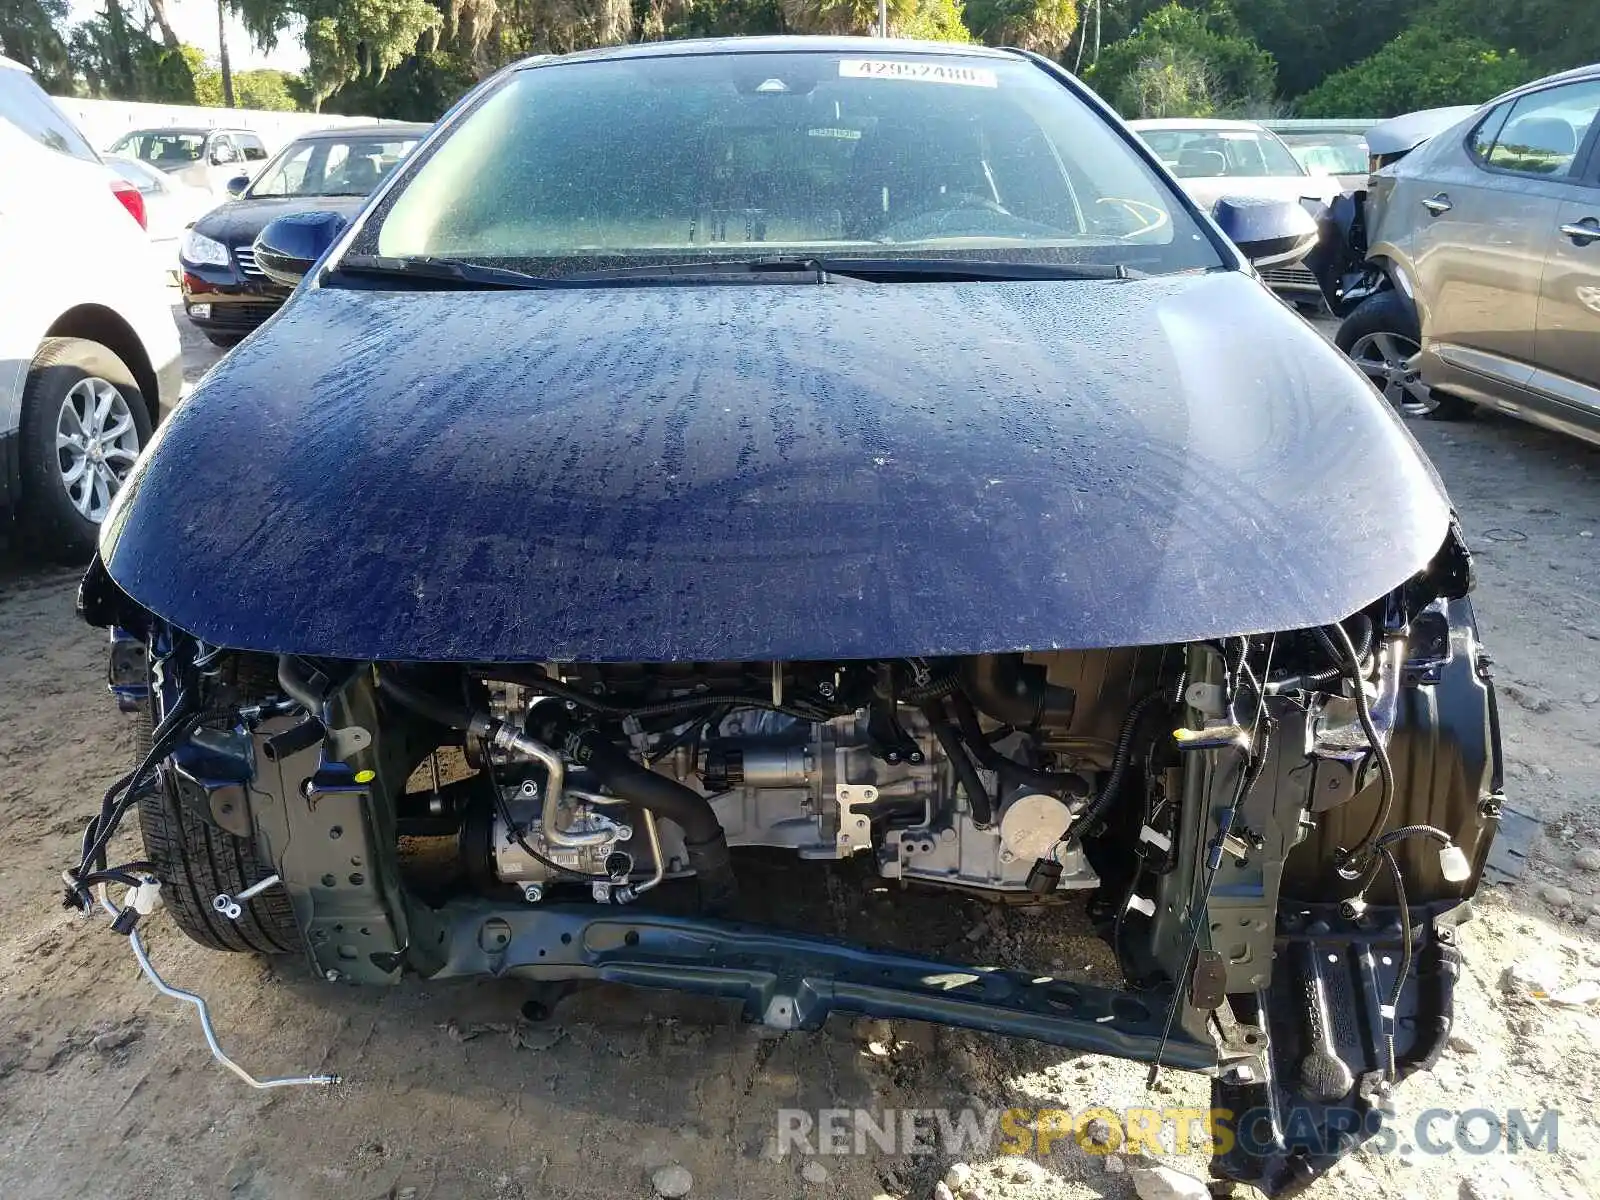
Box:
[16,337,152,562]
[1337,291,1471,420]
[203,331,244,348]
[136,706,299,954]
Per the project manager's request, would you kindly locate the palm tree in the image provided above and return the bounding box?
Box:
[217,0,234,105]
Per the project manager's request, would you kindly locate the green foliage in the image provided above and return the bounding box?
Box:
[896,0,969,41]
[964,0,1074,53]
[1085,3,1275,117]
[322,45,472,117]
[68,7,199,100]
[13,0,1600,121]
[0,0,73,88]
[1297,25,1541,118]
[301,0,442,107]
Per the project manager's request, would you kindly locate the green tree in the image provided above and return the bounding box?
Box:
[69,1,200,100]
[777,0,966,38]
[301,0,442,108]
[1297,25,1539,118]
[1086,2,1275,117]
[322,45,471,117]
[0,0,73,88]
[964,0,1074,53]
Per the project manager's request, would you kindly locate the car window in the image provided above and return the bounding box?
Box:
[238,133,268,161]
[0,68,99,162]
[248,136,421,197]
[1476,80,1600,178]
[109,130,206,167]
[363,53,1223,278]
[1278,133,1368,175]
[1139,127,1305,179]
[1466,101,1513,163]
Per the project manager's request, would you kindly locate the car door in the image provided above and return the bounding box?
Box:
[1529,84,1600,437]
[1404,96,1557,394]
[204,132,242,194]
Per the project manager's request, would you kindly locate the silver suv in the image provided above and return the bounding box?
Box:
[1334,65,1600,445]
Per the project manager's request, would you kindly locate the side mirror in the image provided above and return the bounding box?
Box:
[210,145,238,165]
[225,175,250,197]
[1211,195,1319,269]
[254,211,348,286]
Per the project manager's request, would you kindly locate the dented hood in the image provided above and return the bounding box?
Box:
[101,270,1451,661]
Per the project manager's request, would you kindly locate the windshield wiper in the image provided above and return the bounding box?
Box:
[333,255,561,290]
[331,253,1145,291]
[563,257,1145,284]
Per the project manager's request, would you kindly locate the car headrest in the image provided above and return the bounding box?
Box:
[1504,116,1576,158]
[1176,148,1227,178]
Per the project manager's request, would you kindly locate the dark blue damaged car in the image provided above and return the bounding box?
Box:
[74,38,1502,1194]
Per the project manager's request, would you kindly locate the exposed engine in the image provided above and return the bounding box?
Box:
[394,649,1184,918]
[472,701,1101,900]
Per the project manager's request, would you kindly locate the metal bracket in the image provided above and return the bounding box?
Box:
[835,784,876,854]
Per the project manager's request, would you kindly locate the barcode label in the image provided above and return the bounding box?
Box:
[839,59,999,88]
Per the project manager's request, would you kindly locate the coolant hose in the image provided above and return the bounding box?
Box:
[947,691,1088,798]
[922,700,995,827]
[568,728,738,913]
[374,668,478,732]
[1061,689,1166,850]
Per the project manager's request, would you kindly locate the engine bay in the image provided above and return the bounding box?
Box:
[69,553,1506,1194]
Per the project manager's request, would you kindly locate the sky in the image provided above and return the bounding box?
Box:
[67,0,310,72]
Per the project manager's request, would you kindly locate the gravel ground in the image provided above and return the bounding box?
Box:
[1,311,1598,1200]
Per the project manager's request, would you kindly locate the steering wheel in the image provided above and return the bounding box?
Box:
[881,192,1028,241]
[1094,196,1169,239]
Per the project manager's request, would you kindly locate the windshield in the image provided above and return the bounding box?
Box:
[248,135,421,198]
[357,51,1222,277]
[1278,132,1369,175]
[108,130,205,168]
[1138,126,1306,179]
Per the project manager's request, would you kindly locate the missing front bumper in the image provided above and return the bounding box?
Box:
[415,901,1222,1070]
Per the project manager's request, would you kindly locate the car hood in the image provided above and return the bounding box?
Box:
[100,270,1452,662]
[192,195,364,246]
[1365,105,1479,157]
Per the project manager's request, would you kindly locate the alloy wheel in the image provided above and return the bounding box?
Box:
[1348,331,1437,417]
[55,376,140,523]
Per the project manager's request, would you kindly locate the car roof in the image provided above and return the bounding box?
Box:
[293,123,433,140]
[1128,118,1270,132]
[510,35,1025,70]
[0,53,28,72]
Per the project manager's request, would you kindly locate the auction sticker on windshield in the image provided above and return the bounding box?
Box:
[839,59,999,87]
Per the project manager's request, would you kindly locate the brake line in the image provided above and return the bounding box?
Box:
[98,885,338,1090]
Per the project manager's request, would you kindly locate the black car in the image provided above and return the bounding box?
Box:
[77,40,1500,1197]
[178,123,430,345]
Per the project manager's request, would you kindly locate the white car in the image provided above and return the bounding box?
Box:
[104,126,270,196]
[0,56,183,560]
[1130,117,1341,301]
[106,153,217,278]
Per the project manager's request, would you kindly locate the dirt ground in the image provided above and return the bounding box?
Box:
[2,314,1599,1200]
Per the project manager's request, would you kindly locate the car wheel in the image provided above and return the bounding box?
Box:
[135,696,300,954]
[203,331,244,348]
[16,337,152,562]
[1336,292,1471,420]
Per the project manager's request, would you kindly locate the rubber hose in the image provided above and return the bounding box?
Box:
[947,691,1088,797]
[375,668,477,732]
[922,700,995,826]
[569,729,737,913]
[1062,690,1165,850]
[959,656,1075,729]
